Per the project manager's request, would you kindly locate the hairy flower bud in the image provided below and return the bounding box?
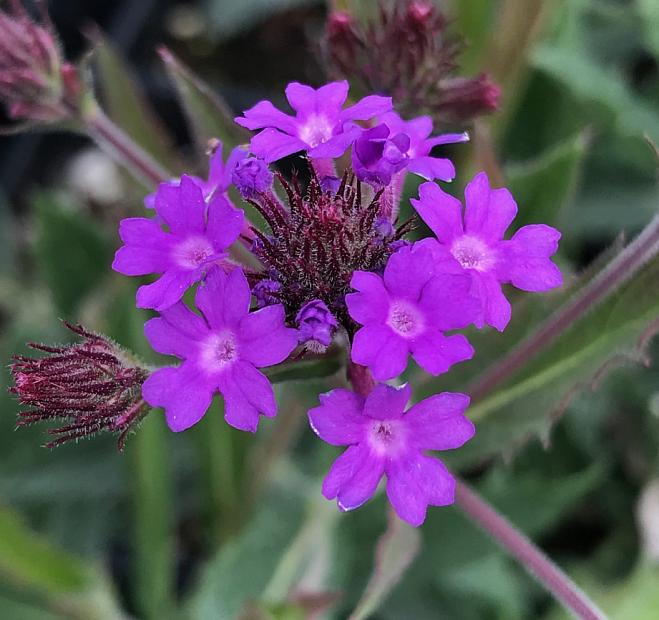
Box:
[10,322,150,449]
[296,299,338,352]
[321,0,500,127]
[0,1,81,122]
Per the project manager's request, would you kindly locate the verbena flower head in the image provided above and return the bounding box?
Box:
[296,299,338,352]
[235,80,392,162]
[322,1,500,127]
[309,383,475,526]
[142,266,298,432]
[232,155,273,199]
[249,170,413,328]
[112,175,244,311]
[346,240,477,381]
[0,0,81,122]
[10,323,149,449]
[352,111,469,186]
[411,172,562,331]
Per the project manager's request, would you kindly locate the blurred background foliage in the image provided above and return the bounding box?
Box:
[1,0,659,618]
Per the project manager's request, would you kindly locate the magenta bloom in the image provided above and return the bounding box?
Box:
[309,383,475,526]
[112,176,244,311]
[411,172,562,331]
[235,81,392,162]
[144,142,247,209]
[352,111,468,186]
[346,241,477,381]
[142,267,298,432]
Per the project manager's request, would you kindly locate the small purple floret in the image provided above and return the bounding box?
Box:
[232,156,273,199]
[346,240,478,381]
[142,266,298,433]
[253,279,282,308]
[112,175,244,311]
[235,80,392,162]
[296,299,338,351]
[309,383,475,526]
[411,171,563,331]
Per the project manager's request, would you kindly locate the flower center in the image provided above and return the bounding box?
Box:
[174,236,217,269]
[450,235,495,272]
[200,331,238,372]
[298,113,334,148]
[387,300,424,338]
[368,419,406,456]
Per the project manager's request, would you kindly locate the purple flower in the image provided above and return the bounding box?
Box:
[235,81,392,162]
[296,299,338,351]
[112,175,244,311]
[144,141,247,209]
[253,279,281,308]
[232,156,273,199]
[352,111,468,186]
[411,172,562,331]
[142,267,299,432]
[309,383,475,526]
[346,240,477,381]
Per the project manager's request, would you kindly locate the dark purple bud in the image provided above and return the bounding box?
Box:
[10,322,150,450]
[253,278,281,307]
[296,299,338,352]
[232,156,273,199]
[352,124,410,187]
[320,175,341,194]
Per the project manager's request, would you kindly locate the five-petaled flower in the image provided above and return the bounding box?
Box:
[142,266,298,432]
[235,80,392,162]
[411,171,562,331]
[309,383,475,526]
[346,241,478,381]
[112,175,244,311]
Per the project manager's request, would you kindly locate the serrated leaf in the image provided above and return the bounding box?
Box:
[159,47,248,153]
[92,34,177,176]
[32,191,113,316]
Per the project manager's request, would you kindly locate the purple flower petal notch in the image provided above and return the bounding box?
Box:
[411,171,563,331]
[112,175,245,311]
[309,383,475,526]
[142,266,299,433]
[235,80,392,162]
[346,240,478,381]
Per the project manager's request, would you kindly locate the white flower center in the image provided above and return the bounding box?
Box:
[367,419,406,456]
[450,235,495,272]
[200,331,238,372]
[386,300,424,338]
[174,236,216,269]
[298,113,334,148]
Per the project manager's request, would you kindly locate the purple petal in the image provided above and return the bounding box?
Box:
[112,246,171,276]
[235,100,298,134]
[250,128,307,163]
[206,194,244,250]
[407,155,456,182]
[322,444,385,511]
[340,95,393,122]
[352,325,409,381]
[386,455,455,526]
[144,302,208,358]
[346,271,389,324]
[238,304,298,367]
[219,361,276,432]
[411,182,464,243]
[419,273,480,330]
[118,217,169,248]
[499,225,562,292]
[424,131,470,148]
[405,393,475,451]
[196,267,250,330]
[308,125,362,159]
[285,82,319,114]
[142,362,214,432]
[316,80,350,116]
[464,172,517,241]
[410,331,474,376]
[363,383,411,421]
[308,388,365,446]
[471,272,512,331]
[136,269,201,311]
[383,242,437,299]
[154,177,204,234]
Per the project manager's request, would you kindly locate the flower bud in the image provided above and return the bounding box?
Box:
[232,156,273,199]
[296,299,338,352]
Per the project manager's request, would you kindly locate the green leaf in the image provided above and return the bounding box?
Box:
[638,0,659,58]
[92,34,177,175]
[159,47,248,152]
[265,357,342,384]
[32,191,112,316]
[506,131,589,227]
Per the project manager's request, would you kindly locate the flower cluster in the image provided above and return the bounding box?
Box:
[14,80,562,527]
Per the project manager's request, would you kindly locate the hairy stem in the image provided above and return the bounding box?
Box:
[454,480,607,620]
[469,213,659,401]
[84,105,170,187]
